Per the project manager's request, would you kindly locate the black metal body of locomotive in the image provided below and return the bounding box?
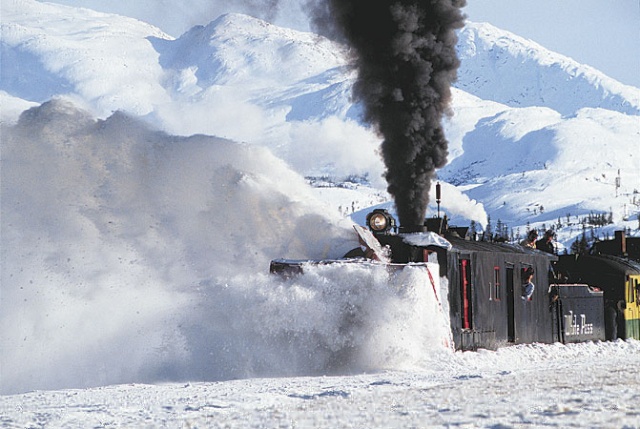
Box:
[366,213,605,350]
[271,209,613,351]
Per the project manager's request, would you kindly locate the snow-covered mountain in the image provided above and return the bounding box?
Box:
[3,1,638,243]
[455,22,640,116]
[2,0,640,406]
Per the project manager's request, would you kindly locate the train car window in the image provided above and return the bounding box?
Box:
[493,266,501,301]
[520,265,535,301]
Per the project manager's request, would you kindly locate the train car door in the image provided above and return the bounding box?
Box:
[506,264,515,342]
[624,274,640,340]
[459,259,473,330]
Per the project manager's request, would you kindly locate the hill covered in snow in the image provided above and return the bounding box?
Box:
[455,22,640,116]
[3,1,638,246]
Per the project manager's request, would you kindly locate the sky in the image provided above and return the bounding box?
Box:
[38,0,640,87]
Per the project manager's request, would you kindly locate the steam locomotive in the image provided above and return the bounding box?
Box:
[271,208,640,351]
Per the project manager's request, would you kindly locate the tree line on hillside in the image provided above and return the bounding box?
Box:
[473,210,640,255]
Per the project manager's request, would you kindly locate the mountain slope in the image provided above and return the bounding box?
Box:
[1,0,172,116]
[455,22,640,116]
[2,1,639,236]
[440,106,640,226]
[154,13,346,87]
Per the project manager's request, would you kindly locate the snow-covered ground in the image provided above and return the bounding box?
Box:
[3,340,639,428]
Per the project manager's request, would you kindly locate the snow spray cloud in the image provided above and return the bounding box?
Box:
[308,0,467,227]
[0,99,451,394]
[0,99,349,393]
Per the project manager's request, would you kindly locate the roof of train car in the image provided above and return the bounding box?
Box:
[591,236,640,261]
[564,253,640,274]
[443,235,558,260]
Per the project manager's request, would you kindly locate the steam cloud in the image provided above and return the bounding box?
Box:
[308,0,467,227]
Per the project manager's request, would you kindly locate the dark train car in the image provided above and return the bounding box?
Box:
[590,230,640,262]
[556,254,640,340]
[553,284,605,344]
[435,237,604,350]
[270,209,608,351]
[442,237,557,350]
[352,211,606,350]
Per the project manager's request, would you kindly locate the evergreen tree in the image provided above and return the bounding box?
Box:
[485,215,492,242]
[496,219,503,240]
[469,220,477,240]
[570,231,589,255]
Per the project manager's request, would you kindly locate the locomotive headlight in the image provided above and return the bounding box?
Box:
[369,212,388,231]
[366,209,396,233]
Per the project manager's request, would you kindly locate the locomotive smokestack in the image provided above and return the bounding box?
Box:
[308,0,466,227]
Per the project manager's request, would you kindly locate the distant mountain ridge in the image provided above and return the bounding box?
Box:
[455,22,640,116]
[150,13,358,122]
[4,6,637,123]
[155,13,346,86]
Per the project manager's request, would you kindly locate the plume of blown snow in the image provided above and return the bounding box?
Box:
[0,99,451,394]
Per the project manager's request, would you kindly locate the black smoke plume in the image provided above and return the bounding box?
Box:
[308,0,466,227]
